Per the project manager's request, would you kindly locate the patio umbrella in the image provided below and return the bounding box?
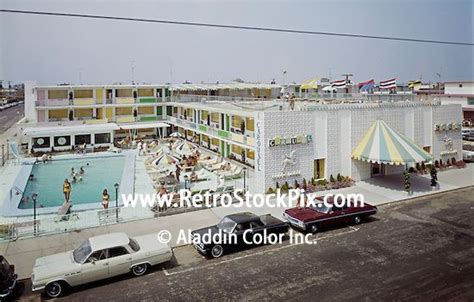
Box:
[169,132,183,138]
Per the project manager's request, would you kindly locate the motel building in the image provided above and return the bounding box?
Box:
[21,81,462,193]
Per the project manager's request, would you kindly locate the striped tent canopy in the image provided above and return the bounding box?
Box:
[351,120,432,165]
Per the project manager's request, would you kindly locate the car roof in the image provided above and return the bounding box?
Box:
[89,232,130,251]
[226,212,259,224]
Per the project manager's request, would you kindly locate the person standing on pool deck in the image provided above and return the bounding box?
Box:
[102,189,110,209]
[63,179,71,202]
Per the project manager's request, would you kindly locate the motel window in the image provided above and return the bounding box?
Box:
[48,89,68,99]
[211,113,220,123]
[116,89,133,98]
[232,116,243,129]
[94,133,111,144]
[247,149,255,160]
[232,144,243,154]
[138,106,154,115]
[74,89,93,99]
[33,137,50,148]
[211,138,220,146]
[314,159,325,179]
[138,88,154,97]
[202,135,210,143]
[116,107,133,116]
[166,106,173,116]
[202,111,209,122]
[468,98,474,105]
[156,107,163,116]
[75,134,91,145]
[246,118,254,131]
[54,136,71,147]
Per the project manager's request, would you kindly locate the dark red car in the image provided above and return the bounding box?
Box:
[283,197,377,233]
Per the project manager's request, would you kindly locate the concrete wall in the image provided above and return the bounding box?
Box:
[24,81,37,123]
[445,82,474,95]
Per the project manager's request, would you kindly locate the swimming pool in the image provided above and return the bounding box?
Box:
[19,156,126,209]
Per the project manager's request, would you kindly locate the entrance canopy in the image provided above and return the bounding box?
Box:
[351,120,432,165]
[23,123,119,137]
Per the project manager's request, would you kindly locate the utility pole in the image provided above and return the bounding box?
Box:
[341,73,353,93]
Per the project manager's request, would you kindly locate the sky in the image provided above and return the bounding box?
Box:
[0,0,473,86]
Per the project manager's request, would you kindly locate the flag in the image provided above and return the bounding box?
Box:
[331,79,346,89]
[358,79,375,92]
[408,80,422,88]
[380,78,396,89]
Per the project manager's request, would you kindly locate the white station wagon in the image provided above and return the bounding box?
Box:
[32,232,173,298]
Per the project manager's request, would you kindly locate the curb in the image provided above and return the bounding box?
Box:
[376,184,474,207]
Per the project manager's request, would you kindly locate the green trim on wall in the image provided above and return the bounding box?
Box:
[140,116,157,121]
[220,140,225,156]
[139,97,157,103]
[218,130,230,138]
[226,115,230,131]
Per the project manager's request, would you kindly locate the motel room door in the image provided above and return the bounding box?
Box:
[371,163,385,177]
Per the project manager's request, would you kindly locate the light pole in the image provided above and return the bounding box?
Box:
[243,167,247,192]
[32,193,38,236]
[184,175,189,190]
[114,183,119,223]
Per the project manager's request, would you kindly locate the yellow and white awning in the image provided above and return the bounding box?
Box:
[351,120,432,165]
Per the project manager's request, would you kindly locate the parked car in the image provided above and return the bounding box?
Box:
[284,197,377,233]
[191,212,289,258]
[32,232,173,298]
[0,256,17,300]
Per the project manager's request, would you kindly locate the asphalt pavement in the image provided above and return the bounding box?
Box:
[12,186,474,302]
[0,104,24,134]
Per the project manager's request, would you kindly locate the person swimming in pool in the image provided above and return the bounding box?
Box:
[80,166,85,175]
[71,167,75,176]
[63,178,71,202]
[72,175,77,183]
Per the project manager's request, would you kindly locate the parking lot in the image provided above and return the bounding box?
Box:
[14,186,474,301]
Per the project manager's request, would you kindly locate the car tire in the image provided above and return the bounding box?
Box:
[45,281,65,298]
[211,244,224,258]
[131,263,149,276]
[353,216,361,224]
[310,223,319,233]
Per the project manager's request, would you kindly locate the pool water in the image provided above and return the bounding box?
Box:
[19,156,126,209]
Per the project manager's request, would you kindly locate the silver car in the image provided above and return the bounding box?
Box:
[32,232,173,298]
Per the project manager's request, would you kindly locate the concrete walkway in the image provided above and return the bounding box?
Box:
[1,163,472,279]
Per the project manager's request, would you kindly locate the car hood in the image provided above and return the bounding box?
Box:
[285,207,325,222]
[134,234,172,254]
[33,251,77,282]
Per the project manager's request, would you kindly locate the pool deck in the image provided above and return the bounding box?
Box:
[0,151,136,218]
[0,163,472,279]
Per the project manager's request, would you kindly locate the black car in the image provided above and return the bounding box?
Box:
[0,256,17,300]
[191,212,289,258]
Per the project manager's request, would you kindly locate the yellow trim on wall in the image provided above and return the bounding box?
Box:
[116,116,135,123]
[74,89,93,98]
[74,108,93,118]
[49,109,68,119]
[116,98,135,104]
[73,99,95,106]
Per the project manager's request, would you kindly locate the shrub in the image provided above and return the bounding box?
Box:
[446,158,451,166]
[415,162,421,171]
[336,173,343,182]
[330,174,335,183]
[451,157,457,165]
[435,160,440,168]
[266,187,274,194]
[302,178,308,190]
[408,167,416,173]
[421,162,426,170]
[294,179,299,189]
[281,181,289,191]
[275,182,280,189]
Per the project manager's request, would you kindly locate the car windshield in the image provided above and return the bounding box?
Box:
[313,203,332,213]
[129,238,140,252]
[0,257,9,279]
[216,217,237,233]
[73,240,92,263]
